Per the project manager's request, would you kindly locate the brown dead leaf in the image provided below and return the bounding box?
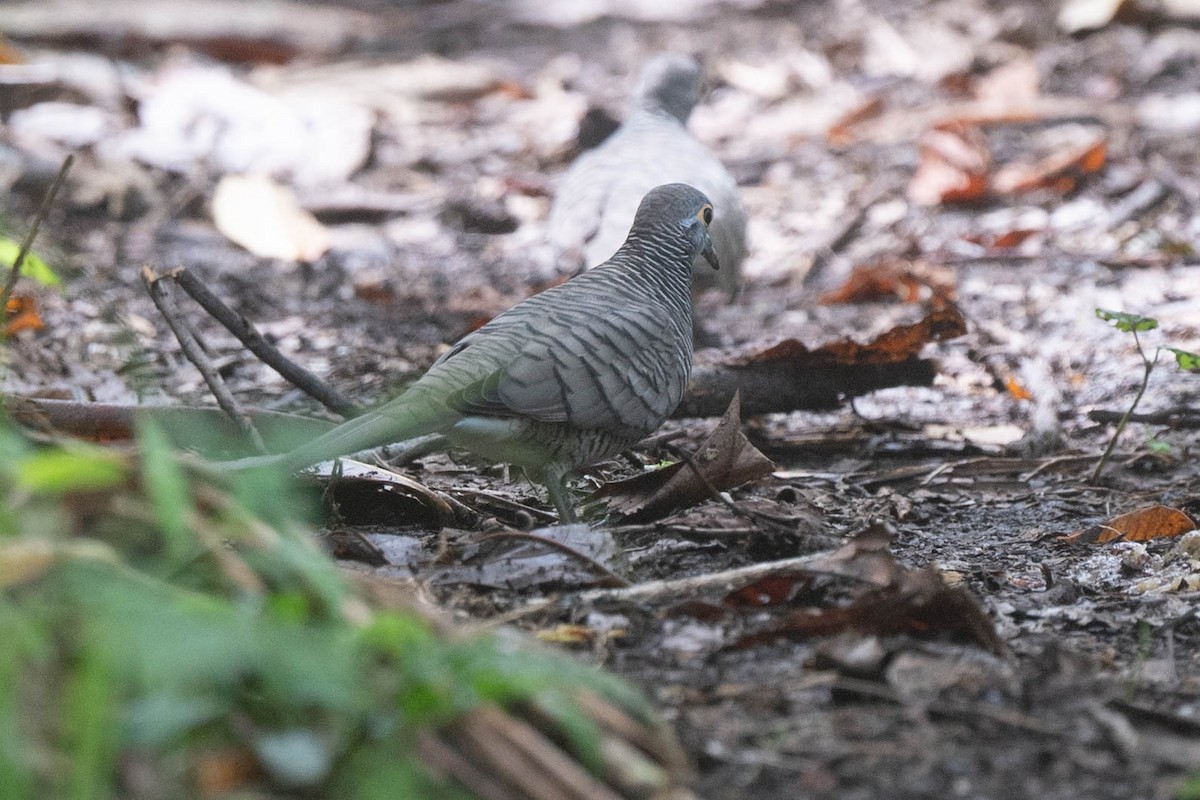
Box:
[827,96,885,146]
[724,573,815,608]
[211,174,330,262]
[744,304,967,368]
[0,36,23,65]
[805,522,901,587]
[535,624,600,646]
[4,295,44,335]
[908,124,990,205]
[1004,376,1033,401]
[964,228,1041,250]
[730,525,1002,653]
[591,393,775,522]
[732,569,1001,654]
[991,138,1107,196]
[1062,505,1197,544]
[818,259,956,305]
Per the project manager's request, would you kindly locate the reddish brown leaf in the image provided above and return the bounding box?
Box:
[724,573,814,608]
[744,305,966,369]
[991,138,1107,196]
[4,296,45,335]
[963,228,1040,250]
[1004,376,1033,401]
[733,567,1002,654]
[827,96,885,146]
[818,260,956,306]
[1062,505,1196,544]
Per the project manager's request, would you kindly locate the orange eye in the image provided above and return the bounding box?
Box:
[700,204,713,226]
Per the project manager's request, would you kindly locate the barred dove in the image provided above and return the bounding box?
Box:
[232,184,719,521]
[548,54,746,297]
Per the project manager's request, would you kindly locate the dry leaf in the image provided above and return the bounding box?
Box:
[827,96,885,146]
[991,138,1107,196]
[1062,505,1197,544]
[1005,376,1033,401]
[724,573,815,608]
[964,228,1041,250]
[211,174,330,262]
[973,59,1040,105]
[591,393,775,522]
[4,295,44,335]
[730,525,1002,654]
[536,624,601,645]
[745,305,967,367]
[818,259,956,305]
[908,124,990,205]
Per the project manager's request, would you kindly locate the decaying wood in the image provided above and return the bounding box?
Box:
[675,356,939,418]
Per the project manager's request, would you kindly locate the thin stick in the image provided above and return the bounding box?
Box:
[142,265,267,454]
[471,529,629,588]
[0,154,74,314]
[166,266,360,418]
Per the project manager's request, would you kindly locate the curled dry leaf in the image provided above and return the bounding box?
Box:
[727,524,1002,653]
[963,227,1041,250]
[744,304,967,367]
[991,137,1107,196]
[211,174,330,262]
[3,295,44,335]
[826,96,885,146]
[908,123,990,205]
[818,259,956,305]
[305,459,456,530]
[591,392,775,522]
[1061,504,1197,544]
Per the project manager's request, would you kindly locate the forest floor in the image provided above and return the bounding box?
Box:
[2,0,1199,797]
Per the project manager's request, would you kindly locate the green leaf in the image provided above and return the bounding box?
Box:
[16,448,126,494]
[1167,347,1200,371]
[1095,308,1158,333]
[135,417,193,565]
[0,239,59,288]
[65,640,118,800]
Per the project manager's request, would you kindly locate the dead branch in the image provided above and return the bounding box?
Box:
[674,356,939,418]
[143,265,267,453]
[166,266,359,418]
[0,154,73,313]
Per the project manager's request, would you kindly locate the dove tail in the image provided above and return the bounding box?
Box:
[226,397,450,474]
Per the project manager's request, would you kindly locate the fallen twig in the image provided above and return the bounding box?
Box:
[166,266,360,418]
[142,265,267,453]
[0,153,73,314]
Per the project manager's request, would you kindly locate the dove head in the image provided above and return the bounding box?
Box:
[631,53,702,124]
[628,183,720,273]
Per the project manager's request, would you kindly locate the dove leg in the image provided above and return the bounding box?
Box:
[539,463,577,523]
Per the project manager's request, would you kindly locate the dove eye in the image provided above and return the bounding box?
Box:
[699,204,713,226]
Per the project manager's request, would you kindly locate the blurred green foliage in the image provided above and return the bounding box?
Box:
[0,413,644,798]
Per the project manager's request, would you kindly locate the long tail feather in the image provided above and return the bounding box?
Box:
[225,396,450,473]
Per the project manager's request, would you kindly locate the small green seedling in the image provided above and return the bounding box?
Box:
[1093,308,1199,481]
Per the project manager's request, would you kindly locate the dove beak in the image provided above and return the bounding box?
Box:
[701,235,719,271]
